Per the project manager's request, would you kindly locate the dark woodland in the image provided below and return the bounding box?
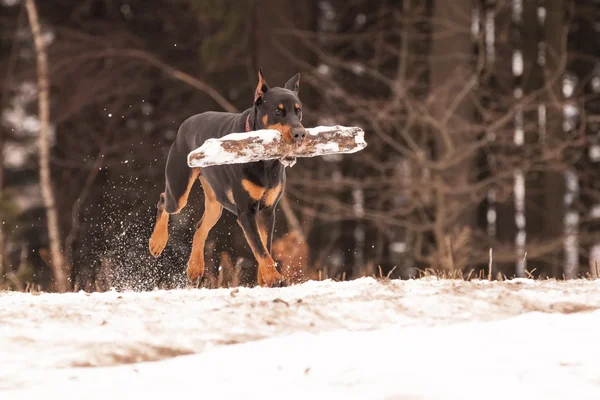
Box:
[1,0,599,292]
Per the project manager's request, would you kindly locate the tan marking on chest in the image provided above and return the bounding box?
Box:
[263,183,282,208]
[226,189,235,204]
[242,179,266,201]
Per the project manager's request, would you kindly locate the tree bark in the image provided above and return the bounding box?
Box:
[429,0,478,271]
[523,0,568,278]
[0,126,4,281]
[25,0,68,292]
[488,0,518,278]
[543,0,568,277]
[570,0,600,277]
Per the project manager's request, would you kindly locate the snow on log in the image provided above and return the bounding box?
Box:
[187,125,367,168]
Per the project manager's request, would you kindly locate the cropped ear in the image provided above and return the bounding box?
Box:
[284,73,300,94]
[254,68,269,105]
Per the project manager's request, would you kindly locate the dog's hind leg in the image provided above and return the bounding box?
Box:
[186,175,222,283]
[149,192,170,257]
[149,150,199,257]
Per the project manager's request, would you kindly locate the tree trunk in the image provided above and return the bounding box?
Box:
[0,126,4,281]
[523,0,567,278]
[489,0,518,278]
[569,0,600,277]
[429,0,478,272]
[25,0,68,292]
[543,0,568,277]
[521,0,544,278]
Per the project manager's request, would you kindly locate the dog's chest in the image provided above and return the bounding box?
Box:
[241,160,285,187]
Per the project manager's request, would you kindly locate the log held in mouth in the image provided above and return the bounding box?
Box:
[187,125,367,168]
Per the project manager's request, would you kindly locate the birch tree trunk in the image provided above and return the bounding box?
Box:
[25,0,68,292]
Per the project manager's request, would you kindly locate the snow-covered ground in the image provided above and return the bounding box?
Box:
[2,277,600,399]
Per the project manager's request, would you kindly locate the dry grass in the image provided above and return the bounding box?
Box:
[4,243,600,294]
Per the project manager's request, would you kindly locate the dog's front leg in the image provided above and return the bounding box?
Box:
[186,176,222,284]
[258,207,276,255]
[237,211,285,287]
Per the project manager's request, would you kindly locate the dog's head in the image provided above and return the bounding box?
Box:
[253,68,306,146]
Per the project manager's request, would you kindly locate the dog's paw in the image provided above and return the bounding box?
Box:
[186,275,206,289]
[186,262,205,285]
[270,279,288,288]
[149,235,167,257]
[258,266,287,288]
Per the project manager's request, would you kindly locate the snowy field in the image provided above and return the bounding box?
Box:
[2,277,600,399]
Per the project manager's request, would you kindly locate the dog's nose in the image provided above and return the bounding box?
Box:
[292,127,307,144]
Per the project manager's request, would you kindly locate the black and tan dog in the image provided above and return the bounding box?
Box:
[149,69,305,287]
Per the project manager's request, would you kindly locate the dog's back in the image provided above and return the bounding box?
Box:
[174,110,248,152]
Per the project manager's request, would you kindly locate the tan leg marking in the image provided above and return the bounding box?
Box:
[149,202,169,257]
[150,169,198,256]
[186,176,223,282]
[258,220,268,251]
[174,168,200,214]
[241,228,282,287]
[236,216,283,287]
[256,211,279,287]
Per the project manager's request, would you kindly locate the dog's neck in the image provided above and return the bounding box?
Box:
[244,103,261,133]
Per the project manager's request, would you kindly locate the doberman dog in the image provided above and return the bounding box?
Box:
[148,69,306,287]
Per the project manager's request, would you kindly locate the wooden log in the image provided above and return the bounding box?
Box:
[187,125,367,168]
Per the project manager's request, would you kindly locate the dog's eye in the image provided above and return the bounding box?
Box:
[295,107,301,115]
[273,107,282,115]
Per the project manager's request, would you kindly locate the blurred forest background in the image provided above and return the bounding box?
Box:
[1,0,599,292]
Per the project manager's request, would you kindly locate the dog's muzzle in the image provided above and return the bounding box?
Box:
[281,127,304,167]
